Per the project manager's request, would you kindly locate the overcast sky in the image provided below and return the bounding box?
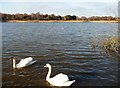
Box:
[0,0,119,17]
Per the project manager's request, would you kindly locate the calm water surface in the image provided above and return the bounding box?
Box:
[2,22,118,87]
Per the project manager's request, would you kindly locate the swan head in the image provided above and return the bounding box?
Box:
[9,57,17,60]
[44,64,51,68]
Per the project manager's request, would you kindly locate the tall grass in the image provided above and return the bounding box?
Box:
[92,36,119,57]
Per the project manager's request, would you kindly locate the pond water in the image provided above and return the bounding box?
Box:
[2,22,118,87]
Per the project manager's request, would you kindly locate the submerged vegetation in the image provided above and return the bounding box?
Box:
[0,12,119,22]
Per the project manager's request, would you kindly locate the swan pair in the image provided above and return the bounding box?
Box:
[10,57,75,86]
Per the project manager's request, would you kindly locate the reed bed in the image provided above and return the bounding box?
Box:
[92,36,120,57]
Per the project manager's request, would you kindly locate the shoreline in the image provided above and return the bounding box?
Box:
[6,20,119,23]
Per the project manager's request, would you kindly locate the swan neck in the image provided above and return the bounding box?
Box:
[46,65,51,81]
[13,59,16,69]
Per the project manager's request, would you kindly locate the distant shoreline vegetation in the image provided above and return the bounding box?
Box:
[0,12,120,22]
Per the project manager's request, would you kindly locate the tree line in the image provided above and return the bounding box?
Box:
[0,12,119,22]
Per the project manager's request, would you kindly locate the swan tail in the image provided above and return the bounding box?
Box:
[28,60,36,65]
[32,60,37,64]
[63,80,75,86]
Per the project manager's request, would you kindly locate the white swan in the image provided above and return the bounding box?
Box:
[44,64,75,86]
[10,57,36,69]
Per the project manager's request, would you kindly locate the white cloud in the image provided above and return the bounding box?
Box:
[1,0,118,16]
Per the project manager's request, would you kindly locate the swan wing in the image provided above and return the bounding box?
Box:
[62,80,75,86]
[23,57,33,63]
[25,60,36,66]
[16,57,34,68]
[49,73,69,84]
